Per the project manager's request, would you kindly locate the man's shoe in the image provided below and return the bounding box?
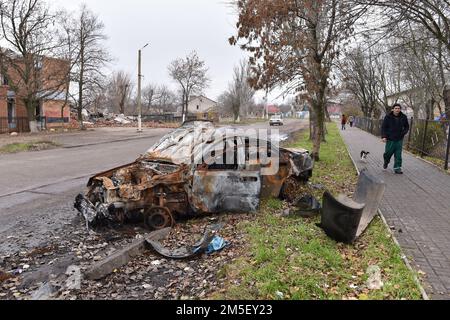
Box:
[383,163,389,170]
[394,169,403,174]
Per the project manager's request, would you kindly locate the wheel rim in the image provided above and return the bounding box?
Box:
[144,207,173,230]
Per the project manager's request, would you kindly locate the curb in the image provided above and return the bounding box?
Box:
[403,149,450,176]
[339,126,430,300]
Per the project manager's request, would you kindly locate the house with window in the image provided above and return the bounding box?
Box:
[187,95,218,121]
[0,50,70,133]
[267,105,280,116]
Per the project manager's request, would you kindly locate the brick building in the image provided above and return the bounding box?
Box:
[0,51,70,133]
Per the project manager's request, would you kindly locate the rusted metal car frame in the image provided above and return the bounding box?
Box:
[75,121,314,230]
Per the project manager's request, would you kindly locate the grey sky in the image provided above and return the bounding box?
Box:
[47,0,281,103]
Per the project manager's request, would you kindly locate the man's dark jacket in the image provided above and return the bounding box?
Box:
[381,112,410,141]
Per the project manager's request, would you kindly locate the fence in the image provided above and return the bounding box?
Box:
[0,117,46,134]
[355,117,450,171]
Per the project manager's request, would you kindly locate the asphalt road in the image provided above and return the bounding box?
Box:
[0,119,307,255]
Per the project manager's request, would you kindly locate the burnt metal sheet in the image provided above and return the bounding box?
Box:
[319,191,366,244]
[354,169,386,238]
[74,194,111,227]
[191,171,261,213]
[294,195,322,217]
[145,224,222,259]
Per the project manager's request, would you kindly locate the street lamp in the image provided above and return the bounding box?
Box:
[137,43,149,133]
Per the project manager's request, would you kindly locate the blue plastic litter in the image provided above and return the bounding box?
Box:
[206,236,230,254]
[193,235,230,255]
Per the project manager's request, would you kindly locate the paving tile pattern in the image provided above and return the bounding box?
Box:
[340,127,450,300]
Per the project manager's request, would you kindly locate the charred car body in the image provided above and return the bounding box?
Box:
[75,121,314,230]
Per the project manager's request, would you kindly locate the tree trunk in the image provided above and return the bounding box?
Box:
[426,99,434,120]
[309,110,315,142]
[309,105,323,160]
[25,99,38,133]
[181,94,187,123]
[61,105,65,131]
[78,89,85,131]
[318,106,326,144]
[325,106,331,122]
[311,115,322,161]
[444,85,450,120]
[79,61,86,131]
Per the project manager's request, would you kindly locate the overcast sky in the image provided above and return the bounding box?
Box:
[46,0,282,103]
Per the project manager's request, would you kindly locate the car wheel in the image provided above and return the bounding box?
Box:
[144,206,174,230]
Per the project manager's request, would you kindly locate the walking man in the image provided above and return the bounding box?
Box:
[348,115,355,128]
[381,104,410,174]
[341,114,347,130]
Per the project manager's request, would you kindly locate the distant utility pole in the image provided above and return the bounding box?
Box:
[137,43,149,133]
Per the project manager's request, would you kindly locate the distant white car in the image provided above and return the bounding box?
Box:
[269,115,284,126]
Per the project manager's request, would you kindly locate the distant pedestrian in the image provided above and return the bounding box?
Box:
[439,113,448,132]
[381,104,410,174]
[341,114,347,130]
[348,115,355,128]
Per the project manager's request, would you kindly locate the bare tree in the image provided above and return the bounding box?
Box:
[141,83,157,114]
[339,47,381,117]
[155,84,178,113]
[168,51,210,122]
[221,60,255,122]
[350,14,450,119]
[66,4,110,129]
[231,0,368,160]
[0,0,69,132]
[359,0,450,117]
[106,71,133,114]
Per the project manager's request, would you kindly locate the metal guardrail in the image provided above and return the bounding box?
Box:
[355,117,450,171]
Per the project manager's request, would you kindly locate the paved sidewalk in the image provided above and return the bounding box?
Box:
[340,126,450,300]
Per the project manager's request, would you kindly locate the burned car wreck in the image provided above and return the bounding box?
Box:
[75,121,314,230]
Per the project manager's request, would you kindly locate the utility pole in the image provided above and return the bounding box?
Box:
[137,49,143,132]
[137,43,149,133]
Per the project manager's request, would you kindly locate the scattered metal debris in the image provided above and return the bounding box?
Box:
[353,170,386,238]
[319,169,386,244]
[74,121,314,230]
[293,195,322,217]
[146,224,223,259]
[85,224,227,281]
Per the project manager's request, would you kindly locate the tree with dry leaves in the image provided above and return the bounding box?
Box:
[230,0,368,160]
